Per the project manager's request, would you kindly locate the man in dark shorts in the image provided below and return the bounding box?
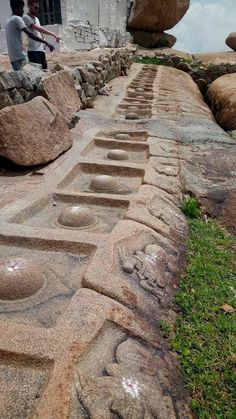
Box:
[23,0,62,70]
[6,0,54,71]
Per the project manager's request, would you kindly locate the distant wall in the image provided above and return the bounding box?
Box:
[64,0,128,30]
[0,31,7,54]
[0,0,11,30]
[0,0,131,54]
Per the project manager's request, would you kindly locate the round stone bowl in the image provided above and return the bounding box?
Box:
[114,133,131,141]
[107,149,129,161]
[57,206,97,229]
[90,175,119,192]
[125,112,139,120]
[0,258,46,301]
[136,87,145,93]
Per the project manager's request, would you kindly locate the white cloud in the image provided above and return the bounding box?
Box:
[169,0,236,53]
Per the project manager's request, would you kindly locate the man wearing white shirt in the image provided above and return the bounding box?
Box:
[23,0,61,69]
[6,0,54,71]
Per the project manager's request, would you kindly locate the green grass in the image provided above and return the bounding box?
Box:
[181,196,201,219]
[170,218,236,418]
[134,57,172,66]
[134,56,197,67]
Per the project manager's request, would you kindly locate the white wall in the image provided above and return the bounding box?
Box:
[0,0,129,31]
[0,0,11,54]
[0,0,130,54]
[0,0,11,30]
[65,0,99,25]
[0,31,7,53]
[99,0,128,31]
[64,0,129,31]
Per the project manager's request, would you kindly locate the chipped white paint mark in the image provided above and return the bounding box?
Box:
[122,377,140,399]
[7,261,19,272]
[146,253,158,262]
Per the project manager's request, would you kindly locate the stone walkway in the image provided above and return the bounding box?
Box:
[0,63,235,418]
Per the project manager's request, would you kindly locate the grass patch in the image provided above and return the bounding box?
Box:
[134,56,197,67]
[134,57,171,66]
[171,218,236,418]
[181,195,201,219]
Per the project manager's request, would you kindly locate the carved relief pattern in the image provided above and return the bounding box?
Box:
[75,339,174,418]
[119,244,175,299]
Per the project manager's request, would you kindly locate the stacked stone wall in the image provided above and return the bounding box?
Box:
[0,48,134,113]
[62,25,131,51]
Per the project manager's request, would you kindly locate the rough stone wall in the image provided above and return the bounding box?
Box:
[0,48,134,112]
[60,25,131,51]
[192,63,236,86]
[58,0,130,50]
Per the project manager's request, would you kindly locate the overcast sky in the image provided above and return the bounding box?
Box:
[169,0,236,53]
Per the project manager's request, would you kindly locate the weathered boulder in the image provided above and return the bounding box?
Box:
[177,61,192,72]
[206,73,236,131]
[130,31,176,48]
[128,0,190,32]
[225,32,236,51]
[0,96,73,166]
[22,63,44,87]
[194,51,236,65]
[37,70,81,124]
[195,78,207,95]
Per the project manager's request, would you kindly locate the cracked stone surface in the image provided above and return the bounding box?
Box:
[0,62,235,418]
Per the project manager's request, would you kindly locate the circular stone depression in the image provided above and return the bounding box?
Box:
[107,149,129,161]
[125,112,139,120]
[0,258,46,301]
[114,133,131,141]
[128,106,139,112]
[57,206,97,230]
[90,175,119,192]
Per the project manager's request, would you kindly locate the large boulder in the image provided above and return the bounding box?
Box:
[225,32,236,51]
[206,73,236,131]
[0,96,73,166]
[130,31,176,48]
[128,0,190,32]
[37,70,81,124]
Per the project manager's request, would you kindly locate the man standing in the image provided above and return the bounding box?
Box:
[23,0,62,70]
[6,0,54,71]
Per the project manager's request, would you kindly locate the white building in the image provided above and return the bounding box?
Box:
[0,0,131,53]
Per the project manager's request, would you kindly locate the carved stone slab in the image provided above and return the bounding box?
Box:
[84,220,185,324]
